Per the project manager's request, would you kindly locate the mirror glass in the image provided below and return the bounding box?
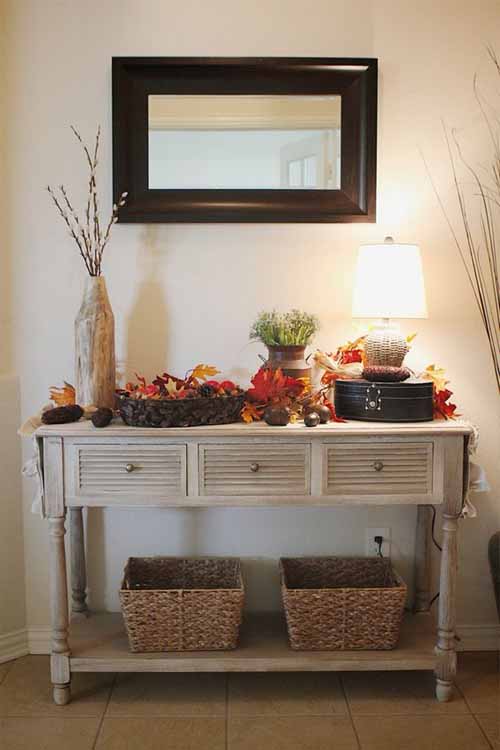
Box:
[148,95,341,190]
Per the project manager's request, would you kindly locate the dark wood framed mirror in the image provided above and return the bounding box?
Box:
[112,57,377,223]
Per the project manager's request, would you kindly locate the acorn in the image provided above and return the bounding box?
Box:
[91,407,114,428]
[304,411,320,427]
[304,404,331,424]
[42,404,84,425]
[314,404,331,424]
[263,405,291,426]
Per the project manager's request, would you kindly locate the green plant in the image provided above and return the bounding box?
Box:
[250,309,320,347]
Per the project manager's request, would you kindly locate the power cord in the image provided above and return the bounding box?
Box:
[430,505,443,553]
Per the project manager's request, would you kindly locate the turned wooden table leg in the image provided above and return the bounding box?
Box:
[414,505,432,613]
[70,507,88,617]
[434,436,463,702]
[49,515,71,705]
[435,512,458,701]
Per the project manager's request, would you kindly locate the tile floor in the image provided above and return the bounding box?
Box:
[0,653,497,749]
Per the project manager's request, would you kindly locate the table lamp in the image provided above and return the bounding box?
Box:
[352,236,427,373]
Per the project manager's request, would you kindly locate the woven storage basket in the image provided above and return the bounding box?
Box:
[280,557,407,651]
[120,557,244,652]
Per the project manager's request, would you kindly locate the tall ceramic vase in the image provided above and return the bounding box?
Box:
[75,276,116,409]
[266,345,311,380]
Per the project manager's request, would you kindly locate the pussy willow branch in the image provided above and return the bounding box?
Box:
[48,126,127,276]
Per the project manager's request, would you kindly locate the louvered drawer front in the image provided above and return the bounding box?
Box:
[199,444,311,496]
[77,445,187,496]
[324,441,433,496]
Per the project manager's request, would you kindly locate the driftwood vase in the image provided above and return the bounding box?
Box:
[75,276,116,409]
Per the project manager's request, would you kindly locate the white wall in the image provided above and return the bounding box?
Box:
[2,0,499,641]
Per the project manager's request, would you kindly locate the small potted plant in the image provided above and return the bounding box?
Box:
[250,309,320,379]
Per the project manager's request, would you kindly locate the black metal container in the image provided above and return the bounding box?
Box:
[334,379,434,422]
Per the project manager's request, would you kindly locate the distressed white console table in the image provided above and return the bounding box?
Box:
[36,418,471,705]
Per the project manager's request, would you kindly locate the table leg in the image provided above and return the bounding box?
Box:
[414,505,432,613]
[70,507,88,617]
[435,512,458,702]
[49,515,71,705]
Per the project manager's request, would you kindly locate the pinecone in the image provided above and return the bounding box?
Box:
[199,383,215,398]
[42,405,84,424]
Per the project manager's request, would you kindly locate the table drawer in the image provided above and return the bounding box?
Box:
[199,443,311,496]
[323,441,434,497]
[75,445,187,497]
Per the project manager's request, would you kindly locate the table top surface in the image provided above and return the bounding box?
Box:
[36,417,473,439]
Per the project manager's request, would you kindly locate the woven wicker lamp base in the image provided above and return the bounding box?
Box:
[364,323,409,368]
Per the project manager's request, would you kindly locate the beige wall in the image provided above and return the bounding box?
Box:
[0,2,25,649]
[2,0,499,639]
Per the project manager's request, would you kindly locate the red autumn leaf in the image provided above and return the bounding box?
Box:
[339,348,363,365]
[433,388,458,420]
[246,367,305,404]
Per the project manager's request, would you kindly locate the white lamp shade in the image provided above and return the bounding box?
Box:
[352,241,428,319]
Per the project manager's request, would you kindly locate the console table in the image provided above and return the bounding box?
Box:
[36,418,471,705]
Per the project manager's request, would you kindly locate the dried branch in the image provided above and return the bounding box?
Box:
[48,126,127,276]
[423,51,500,392]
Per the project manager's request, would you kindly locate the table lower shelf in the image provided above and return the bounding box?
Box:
[69,612,437,673]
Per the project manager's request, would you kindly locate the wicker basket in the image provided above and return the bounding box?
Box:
[119,394,245,428]
[120,557,244,652]
[280,557,407,651]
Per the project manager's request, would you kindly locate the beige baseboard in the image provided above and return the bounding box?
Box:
[0,629,28,663]
[27,628,52,655]
[456,623,500,652]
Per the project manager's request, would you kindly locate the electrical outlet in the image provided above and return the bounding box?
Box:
[365,527,391,557]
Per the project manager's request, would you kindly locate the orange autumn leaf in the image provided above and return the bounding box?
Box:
[189,364,220,383]
[241,402,262,423]
[49,382,76,406]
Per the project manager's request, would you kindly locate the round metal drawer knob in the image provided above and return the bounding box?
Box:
[125,463,137,473]
[373,460,384,472]
[250,462,260,473]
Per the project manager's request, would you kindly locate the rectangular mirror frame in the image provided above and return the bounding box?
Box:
[112,57,378,223]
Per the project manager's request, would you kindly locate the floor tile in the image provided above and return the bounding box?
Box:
[0,717,100,750]
[0,662,12,685]
[95,717,225,750]
[343,670,469,715]
[354,715,490,750]
[475,714,500,749]
[229,716,358,750]
[228,672,347,716]
[107,672,226,716]
[456,652,500,713]
[0,655,113,717]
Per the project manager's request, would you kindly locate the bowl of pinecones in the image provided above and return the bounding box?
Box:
[117,368,245,428]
